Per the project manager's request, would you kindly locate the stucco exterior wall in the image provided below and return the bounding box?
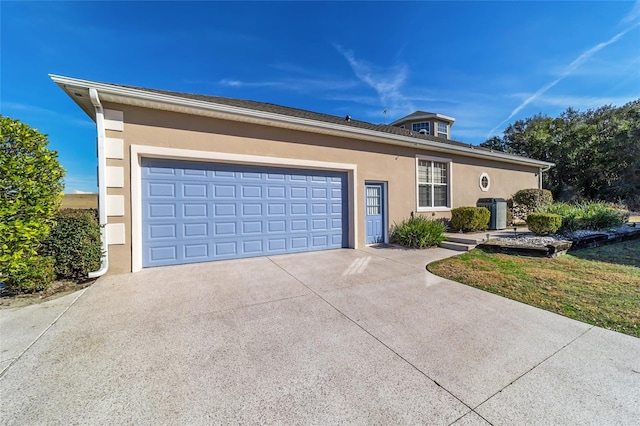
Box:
[101,102,539,273]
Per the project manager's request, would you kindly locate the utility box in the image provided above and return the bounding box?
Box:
[477,198,507,230]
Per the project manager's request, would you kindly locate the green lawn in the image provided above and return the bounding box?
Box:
[428,239,640,337]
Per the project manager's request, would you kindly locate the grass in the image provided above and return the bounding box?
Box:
[428,239,640,337]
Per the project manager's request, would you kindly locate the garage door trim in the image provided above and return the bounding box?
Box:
[131,145,358,272]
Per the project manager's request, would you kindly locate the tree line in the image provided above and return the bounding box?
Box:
[480,99,640,210]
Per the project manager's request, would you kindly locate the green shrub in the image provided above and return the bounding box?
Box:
[2,255,55,293]
[511,188,553,222]
[526,213,562,235]
[451,207,490,232]
[391,215,446,248]
[1,115,65,292]
[40,209,102,281]
[540,202,628,233]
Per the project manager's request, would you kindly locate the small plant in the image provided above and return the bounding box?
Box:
[391,215,446,248]
[451,207,490,232]
[526,212,562,235]
[40,209,102,281]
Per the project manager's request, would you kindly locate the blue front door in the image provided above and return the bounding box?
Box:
[365,183,384,244]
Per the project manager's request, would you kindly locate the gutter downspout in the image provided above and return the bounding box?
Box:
[539,164,552,189]
[88,88,108,278]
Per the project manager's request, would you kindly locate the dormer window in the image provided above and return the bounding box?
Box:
[412,122,430,134]
[437,121,448,139]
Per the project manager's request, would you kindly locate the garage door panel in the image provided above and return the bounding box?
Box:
[148,182,175,197]
[214,184,236,198]
[184,244,208,259]
[142,158,348,267]
[183,203,207,218]
[183,183,208,198]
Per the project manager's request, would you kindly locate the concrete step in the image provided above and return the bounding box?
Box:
[444,234,487,245]
[439,241,477,251]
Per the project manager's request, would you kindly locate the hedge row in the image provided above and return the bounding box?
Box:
[2,209,102,292]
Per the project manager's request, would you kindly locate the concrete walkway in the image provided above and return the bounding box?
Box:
[1,246,638,425]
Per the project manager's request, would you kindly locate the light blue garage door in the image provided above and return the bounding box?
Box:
[141,158,348,267]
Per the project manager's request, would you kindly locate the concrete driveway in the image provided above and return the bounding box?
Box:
[1,246,638,425]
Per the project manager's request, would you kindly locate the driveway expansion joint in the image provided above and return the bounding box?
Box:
[472,324,595,411]
[267,255,494,425]
[0,287,89,378]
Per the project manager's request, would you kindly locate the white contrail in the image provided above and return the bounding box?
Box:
[488,12,640,137]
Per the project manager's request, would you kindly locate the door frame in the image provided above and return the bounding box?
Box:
[364,181,388,244]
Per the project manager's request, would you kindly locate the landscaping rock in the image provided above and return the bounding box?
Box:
[477,225,640,258]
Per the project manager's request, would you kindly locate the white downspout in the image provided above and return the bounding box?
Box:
[539,165,552,189]
[539,167,543,189]
[88,88,109,278]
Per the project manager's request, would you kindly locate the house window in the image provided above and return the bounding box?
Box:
[436,121,448,138]
[479,172,490,191]
[417,157,450,209]
[412,122,430,134]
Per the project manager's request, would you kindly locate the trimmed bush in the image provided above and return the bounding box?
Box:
[511,188,553,222]
[391,216,446,248]
[526,213,562,235]
[40,209,102,281]
[540,202,628,233]
[450,207,490,232]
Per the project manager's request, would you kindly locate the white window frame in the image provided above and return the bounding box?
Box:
[415,155,452,212]
[479,172,490,192]
[436,121,449,138]
[412,122,430,134]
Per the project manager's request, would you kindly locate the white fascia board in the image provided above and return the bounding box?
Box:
[49,74,554,169]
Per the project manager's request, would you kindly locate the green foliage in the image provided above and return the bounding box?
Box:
[0,115,65,291]
[510,188,553,223]
[451,207,490,232]
[390,215,446,248]
[3,255,56,293]
[525,213,562,235]
[481,100,640,205]
[40,209,102,281]
[540,202,628,233]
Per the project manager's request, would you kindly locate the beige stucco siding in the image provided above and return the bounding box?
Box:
[102,103,538,273]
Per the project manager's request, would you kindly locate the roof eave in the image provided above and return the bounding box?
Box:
[49,74,554,169]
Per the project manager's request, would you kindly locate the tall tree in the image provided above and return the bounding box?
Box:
[482,100,640,207]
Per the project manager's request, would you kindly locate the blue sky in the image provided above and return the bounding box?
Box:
[2,1,639,193]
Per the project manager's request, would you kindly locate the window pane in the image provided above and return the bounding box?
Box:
[437,132,448,138]
[412,122,430,133]
[434,185,447,207]
[366,187,380,215]
[418,184,431,207]
[418,160,429,183]
[437,122,447,133]
[433,162,447,184]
